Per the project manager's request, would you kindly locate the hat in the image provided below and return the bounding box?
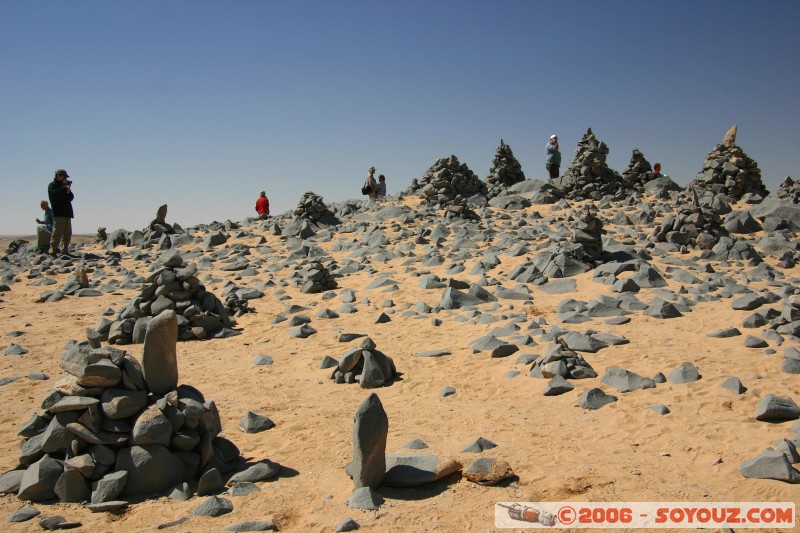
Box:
[55,169,69,177]
[260,191,266,196]
[368,166,376,172]
[550,135,557,140]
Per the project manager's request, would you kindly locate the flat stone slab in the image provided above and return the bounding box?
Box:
[414,350,452,358]
[600,367,656,393]
[6,506,40,522]
[381,454,462,487]
[740,448,800,483]
[463,457,514,486]
[755,394,800,422]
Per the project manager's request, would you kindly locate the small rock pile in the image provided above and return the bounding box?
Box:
[621,148,653,188]
[408,155,487,207]
[572,205,604,262]
[100,254,238,345]
[529,341,598,379]
[689,125,768,203]
[329,338,399,388]
[776,176,800,204]
[295,260,338,293]
[485,140,526,191]
[553,128,625,200]
[650,187,727,249]
[293,191,333,222]
[11,311,245,505]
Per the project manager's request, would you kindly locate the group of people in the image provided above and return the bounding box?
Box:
[363,166,387,200]
[36,169,75,256]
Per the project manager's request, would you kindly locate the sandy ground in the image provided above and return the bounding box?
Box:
[0,198,798,532]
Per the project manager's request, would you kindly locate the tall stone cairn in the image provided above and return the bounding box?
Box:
[776,176,800,204]
[621,148,654,188]
[485,140,526,189]
[688,125,768,203]
[555,128,625,200]
[407,155,487,207]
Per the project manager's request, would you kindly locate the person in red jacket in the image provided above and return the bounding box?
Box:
[255,191,270,219]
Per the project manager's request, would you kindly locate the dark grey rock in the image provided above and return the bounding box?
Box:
[707,327,742,338]
[721,376,747,394]
[740,448,800,482]
[54,469,90,503]
[116,445,185,497]
[440,386,456,397]
[414,350,452,358]
[227,481,261,496]
[223,521,276,532]
[4,343,28,356]
[239,411,275,433]
[197,468,225,496]
[351,393,387,490]
[403,438,429,450]
[461,437,497,453]
[91,470,127,504]
[141,310,179,395]
[578,388,617,410]
[755,394,800,422]
[17,455,62,502]
[348,487,383,510]
[336,518,360,532]
[6,506,40,523]
[668,362,701,384]
[542,375,574,396]
[381,454,462,487]
[646,404,670,415]
[600,367,656,393]
[192,495,234,517]
[227,460,281,484]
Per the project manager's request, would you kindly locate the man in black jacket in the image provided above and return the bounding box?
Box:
[48,169,75,256]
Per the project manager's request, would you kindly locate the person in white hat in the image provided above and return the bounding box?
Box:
[364,166,378,200]
[545,135,561,179]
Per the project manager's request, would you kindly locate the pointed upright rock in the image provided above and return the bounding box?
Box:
[351,393,388,490]
[142,310,179,395]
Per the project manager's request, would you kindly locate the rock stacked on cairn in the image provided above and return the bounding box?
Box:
[621,149,654,188]
[102,204,188,250]
[529,341,598,379]
[776,176,800,204]
[408,155,487,208]
[689,125,768,203]
[650,187,727,249]
[293,192,333,222]
[485,140,526,190]
[330,338,399,388]
[295,260,338,293]
[572,205,604,262]
[98,254,237,345]
[554,128,625,200]
[283,192,339,239]
[12,310,246,504]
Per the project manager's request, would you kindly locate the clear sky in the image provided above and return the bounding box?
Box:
[1,0,798,236]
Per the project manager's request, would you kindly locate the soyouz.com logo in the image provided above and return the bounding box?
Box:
[495,502,796,528]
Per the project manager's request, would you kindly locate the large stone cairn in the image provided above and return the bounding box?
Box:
[529,341,598,379]
[556,128,625,200]
[689,125,768,203]
[293,191,332,222]
[100,254,235,345]
[11,311,245,504]
[485,140,526,192]
[776,176,800,204]
[103,204,187,250]
[408,155,487,207]
[621,148,654,188]
[650,186,726,249]
[329,338,399,388]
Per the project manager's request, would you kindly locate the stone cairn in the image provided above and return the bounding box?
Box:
[572,205,604,262]
[102,205,188,250]
[621,148,654,188]
[295,260,338,293]
[485,140,526,192]
[529,341,598,380]
[11,310,246,505]
[554,128,625,200]
[776,176,800,204]
[293,192,332,222]
[97,254,237,345]
[650,186,726,249]
[407,155,487,208]
[689,125,768,203]
[329,338,399,388]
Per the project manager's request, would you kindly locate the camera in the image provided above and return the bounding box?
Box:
[64,180,72,186]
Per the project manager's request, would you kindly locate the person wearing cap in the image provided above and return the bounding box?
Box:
[366,166,378,200]
[255,191,270,219]
[47,169,75,256]
[545,135,561,179]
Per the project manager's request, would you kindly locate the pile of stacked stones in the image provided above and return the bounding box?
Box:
[485,140,526,194]
[554,128,626,200]
[529,341,598,379]
[689,125,768,203]
[292,191,333,222]
[407,155,487,208]
[650,187,727,249]
[621,149,654,188]
[776,176,800,204]
[329,338,399,388]
[101,205,190,250]
[571,205,604,262]
[294,260,338,293]
[99,254,238,345]
[12,311,244,505]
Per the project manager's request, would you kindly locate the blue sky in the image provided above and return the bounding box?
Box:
[1,0,798,236]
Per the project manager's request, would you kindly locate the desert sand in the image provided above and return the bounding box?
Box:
[0,191,798,533]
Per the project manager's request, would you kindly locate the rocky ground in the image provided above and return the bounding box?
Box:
[0,176,799,532]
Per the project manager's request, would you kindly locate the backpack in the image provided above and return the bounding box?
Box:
[361,180,371,195]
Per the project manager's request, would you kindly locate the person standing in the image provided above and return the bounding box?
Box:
[35,200,54,254]
[545,134,561,179]
[255,191,270,219]
[366,166,378,200]
[48,169,74,256]
[376,174,387,199]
